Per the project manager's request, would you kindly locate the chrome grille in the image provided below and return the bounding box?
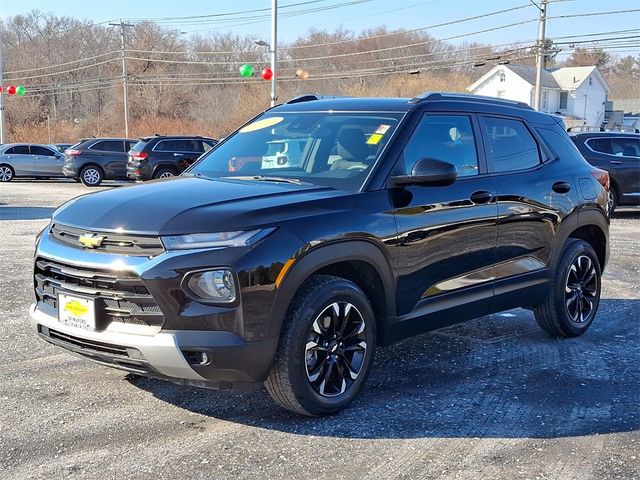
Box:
[34,258,164,329]
[50,223,165,257]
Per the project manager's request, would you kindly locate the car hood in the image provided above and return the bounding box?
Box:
[52,176,355,235]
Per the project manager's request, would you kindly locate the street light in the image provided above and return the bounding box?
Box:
[254,38,277,107]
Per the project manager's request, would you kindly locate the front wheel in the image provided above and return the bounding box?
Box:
[534,239,601,338]
[608,186,618,216]
[265,275,376,416]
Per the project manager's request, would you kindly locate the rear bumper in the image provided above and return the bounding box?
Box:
[62,165,78,178]
[30,302,276,391]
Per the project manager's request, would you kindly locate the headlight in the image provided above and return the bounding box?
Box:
[161,229,273,250]
[185,269,236,303]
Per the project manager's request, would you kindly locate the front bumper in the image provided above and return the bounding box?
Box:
[30,226,282,390]
[30,302,275,390]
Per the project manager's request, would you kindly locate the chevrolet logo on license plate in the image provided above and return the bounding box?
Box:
[78,233,105,249]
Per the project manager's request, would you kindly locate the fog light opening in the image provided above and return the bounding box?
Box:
[183,350,213,366]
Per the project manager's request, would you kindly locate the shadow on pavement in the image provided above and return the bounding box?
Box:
[0,206,56,220]
[129,298,640,440]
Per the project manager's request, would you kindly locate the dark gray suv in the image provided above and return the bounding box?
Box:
[63,138,138,186]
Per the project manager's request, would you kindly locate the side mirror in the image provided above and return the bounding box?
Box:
[390,158,457,187]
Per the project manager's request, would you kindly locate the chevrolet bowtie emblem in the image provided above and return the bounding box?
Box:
[78,233,105,249]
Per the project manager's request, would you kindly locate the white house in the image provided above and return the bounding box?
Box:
[467,64,612,127]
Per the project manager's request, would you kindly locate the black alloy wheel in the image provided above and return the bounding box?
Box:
[565,254,599,324]
[304,301,368,397]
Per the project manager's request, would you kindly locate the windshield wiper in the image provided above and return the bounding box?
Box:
[223,175,311,185]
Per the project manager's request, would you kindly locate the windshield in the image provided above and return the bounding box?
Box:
[189,112,403,191]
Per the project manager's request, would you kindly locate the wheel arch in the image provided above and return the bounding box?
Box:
[266,240,396,345]
[551,207,609,272]
[152,163,179,177]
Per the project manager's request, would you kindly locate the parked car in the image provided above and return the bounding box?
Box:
[31,92,610,416]
[0,143,65,182]
[127,135,217,181]
[570,131,640,213]
[50,143,73,153]
[63,137,138,186]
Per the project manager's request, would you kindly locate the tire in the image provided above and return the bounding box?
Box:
[0,164,14,182]
[80,165,103,186]
[153,168,177,179]
[534,239,602,338]
[608,186,618,217]
[265,275,377,416]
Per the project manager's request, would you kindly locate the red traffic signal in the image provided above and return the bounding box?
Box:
[7,85,16,95]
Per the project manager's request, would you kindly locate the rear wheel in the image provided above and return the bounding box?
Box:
[80,166,103,186]
[534,239,601,338]
[0,164,14,182]
[265,275,376,416]
[153,168,177,179]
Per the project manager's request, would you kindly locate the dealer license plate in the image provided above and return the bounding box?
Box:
[58,293,96,331]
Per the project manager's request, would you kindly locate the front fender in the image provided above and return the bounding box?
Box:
[265,239,397,340]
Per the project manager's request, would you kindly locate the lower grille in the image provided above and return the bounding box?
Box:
[42,326,130,357]
[34,258,164,329]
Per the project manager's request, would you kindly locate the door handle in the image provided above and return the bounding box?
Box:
[174,153,184,157]
[552,181,571,194]
[469,190,494,204]
[610,160,622,165]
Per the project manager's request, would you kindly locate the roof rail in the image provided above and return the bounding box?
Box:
[408,92,443,104]
[409,91,533,110]
[286,93,343,104]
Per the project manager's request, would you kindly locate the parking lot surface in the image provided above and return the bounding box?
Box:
[1,180,638,480]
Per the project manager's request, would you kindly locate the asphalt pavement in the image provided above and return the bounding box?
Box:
[1,180,638,480]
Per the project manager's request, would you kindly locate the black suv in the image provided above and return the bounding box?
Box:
[127,135,217,181]
[63,138,138,186]
[570,132,640,213]
[31,93,610,416]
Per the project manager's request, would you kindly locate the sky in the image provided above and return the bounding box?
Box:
[1,0,639,58]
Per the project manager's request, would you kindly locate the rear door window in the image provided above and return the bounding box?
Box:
[30,146,57,156]
[154,140,177,151]
[91,140,125,152]
[482,117,541,172]
[587,138,613,155]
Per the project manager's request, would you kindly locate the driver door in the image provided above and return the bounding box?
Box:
[391,113,498,327]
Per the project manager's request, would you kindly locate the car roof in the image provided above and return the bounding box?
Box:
[1,143,59,148]
[78,137,136,143]
[140,135,214,141]
[570,132,640,139]
[271,92,555,124]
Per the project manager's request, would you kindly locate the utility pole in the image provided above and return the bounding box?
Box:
[110,20,134,137]
[533,0,548,111]
[270,0,278,107]
[0,31,5,144]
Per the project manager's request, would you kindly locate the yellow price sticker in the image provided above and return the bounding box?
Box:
[367,133,384,145]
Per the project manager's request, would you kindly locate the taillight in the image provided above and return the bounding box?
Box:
[66,149,82,156]
[130,151,148,160]
[277,156,288,166]
[590,167,610,191]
